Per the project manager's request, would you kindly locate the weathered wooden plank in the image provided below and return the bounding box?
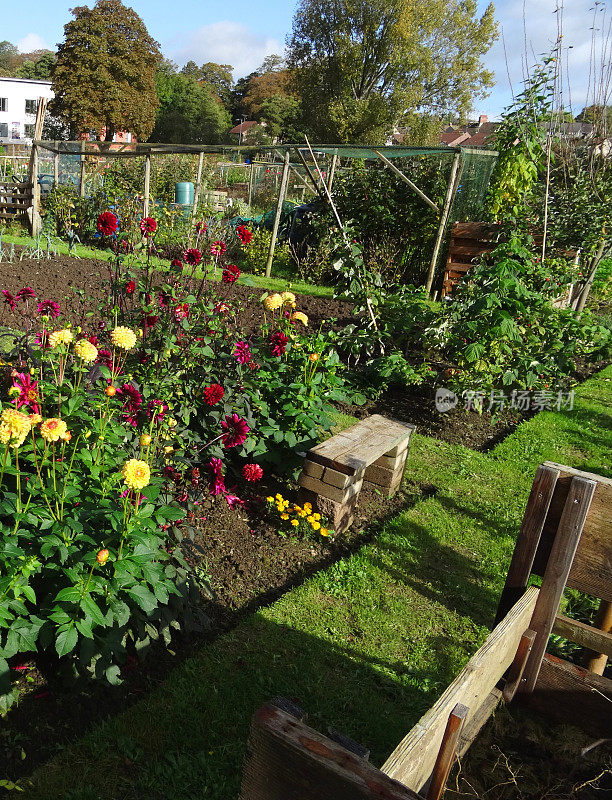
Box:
[456,689,502,758]
[521,654,612,738]
[553,613,612,658]
[450,222,500,240]
[496,464,560,624]
[521,476,597,693]
[451,242,497,257]
[239,704,423,800]
[381,586,539,793]
[585,599,612,675]
[533,463,611,601]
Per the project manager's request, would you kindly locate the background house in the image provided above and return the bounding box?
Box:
[0,76,53,144]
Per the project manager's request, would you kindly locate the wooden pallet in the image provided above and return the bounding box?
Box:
[0,181,32,220]
[441,221,500,298]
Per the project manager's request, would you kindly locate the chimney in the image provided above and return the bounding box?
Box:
[478,114,488,126]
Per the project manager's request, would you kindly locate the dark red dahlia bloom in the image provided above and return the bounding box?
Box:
[16,287,36,303]
[220,413,249,449]
[97,212,119,236]
[248,361,260,371]
[117,382,143,427]
[236,224,253,245]
[242,463,263,482]
[146,399,168,422]
[126,280,136,295]
[12,372,40,414]
[207,457,226,496]
[270,331,289,357]
[210,240,226,256]
[87,334,99,346]
[170,258,183,268]
[37,299,60,318]
[222,264,241,284]
[144,314,159,329]
[96,348,114,370]
[233,340,251,365]
[174,303,189,321]
[195,220,208,235]
[2,290,16,311]
[184,248,201,266]
[203,383,224,405]
[139,217,157,236]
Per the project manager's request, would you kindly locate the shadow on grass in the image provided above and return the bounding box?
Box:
[27,617,470,800]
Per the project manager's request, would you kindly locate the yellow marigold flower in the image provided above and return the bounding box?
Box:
[290,311,308,326]
[121,458,151,491]
[299,509,308,517]
[293,505,302,512]
[49,329,73,348]
[266,496,274,502]
[110,326,137,350]
[0,409,31,448]
[276,504,284,513]
[275,493,283,501]
[263,293,283,311]
[290,519,299,527]
[312,513,321,521]
[74,339,98,363]
[311,521,321,531]
[280,513,289,520]
[320,528,330,537]
[281,291,296,304]
[309,353,319,362]
[40,417,68,443]
[303,502,312,510]
[306,515,314,524]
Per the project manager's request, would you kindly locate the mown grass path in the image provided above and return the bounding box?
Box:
[24,367,612,799]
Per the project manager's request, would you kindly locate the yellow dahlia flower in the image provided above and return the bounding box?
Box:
[40,417,68,442]
[74,339,98,363]
[290,311,308,326]
[121,459,151,491]
[281,291,296,304]
[111,326,137,350]
[263,293,283,311]
[0,408,32,448]
[49,329,73,348]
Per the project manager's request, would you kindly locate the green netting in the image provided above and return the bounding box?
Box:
[450,147,497,223]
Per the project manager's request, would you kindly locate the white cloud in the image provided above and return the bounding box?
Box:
[167,21,282,79]
[16,33,51,53]
[478,0,611,116]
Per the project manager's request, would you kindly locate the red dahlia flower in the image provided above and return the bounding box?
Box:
[233,340,251,365]
[170,258,183,268]
[203,383,224,405]
[174,303,189,321]
[210,240,226,256]
[2,290,16,311]
[97,212,119,237]
[195,220,208,235]
[184,248,201,266]
[126,280,136,295]
[139,217,157,236]
[207,457,226,496]
[220,413,249,448]
[117,382,143,427]
[37,299,60,318]
[96,348,114,370]
[236,224,253,245]
[146,399,168,422]
[222,264,241,284]
[87,334,99,346]
[242,463,263,482]
[16,287,36,303]
[12,372,40,414]
[270,331,289,357]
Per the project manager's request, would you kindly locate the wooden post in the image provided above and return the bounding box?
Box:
[79,155,86,198]
[327,153,338,193]
[425,151,461,297]
[585,600,612,675]
[143,153,151,218]
[426,703,468,800]
[192,151,204,220]
[248,160,255,207]
[265,149,290,278]
[30,143,41,235]
[53,152,59,186]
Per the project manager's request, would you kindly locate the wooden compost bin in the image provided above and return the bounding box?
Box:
[240,461,611,800]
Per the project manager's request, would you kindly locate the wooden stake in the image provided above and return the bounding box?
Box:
[27,96,47,235]
[53,152,59,186]
[327,152,338,193]
[79,155,86,198]
[585,600,612,675]
[143,153,151,218]
[248,160,255,206]
[426,703,468,800]
[192,151,204,220]
[425,151,461,297]
[373,150,439,212]
[294,147,326,202]
[265,149,290,278]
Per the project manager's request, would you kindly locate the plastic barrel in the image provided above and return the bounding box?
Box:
[175,181,194,205]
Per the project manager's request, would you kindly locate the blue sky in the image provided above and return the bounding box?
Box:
[2,1,609,119]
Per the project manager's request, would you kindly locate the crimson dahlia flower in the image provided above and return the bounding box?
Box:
[37,300,60,318]
[222,264,240,284]
[203,383,224,405]
[97,212,118,236]
[139,217,157,236]
[2,290,16,311]
[270,331,289,357]
[242,463,263,482]
[210,240,226,256]
[207,457,226,495]
[184,248,201,266]
[220,413,249,448]
[233,340,251,364]
[12,372,40,414]
[16,287,36,303]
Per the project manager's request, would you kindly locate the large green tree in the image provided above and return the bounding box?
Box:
[50,0,161,141]
[288,0,497,143]
[151,69,230,144]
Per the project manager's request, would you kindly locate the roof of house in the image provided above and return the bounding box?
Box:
[440,131,471,146]
[228,120,259,135]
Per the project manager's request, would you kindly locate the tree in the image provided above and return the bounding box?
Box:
[50,0,161,141]
[288,0,498,143]
[151,71,230,144]
[198,63,234,105]
[257,95,303,142]
[576,104,612,137]
[16,52,56,80]
[242,69,294,116]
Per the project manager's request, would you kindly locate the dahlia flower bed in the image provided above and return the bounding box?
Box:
[0,212,359,713]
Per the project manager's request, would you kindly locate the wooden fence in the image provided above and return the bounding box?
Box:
[240,461,611,799]
[0,181,32,223]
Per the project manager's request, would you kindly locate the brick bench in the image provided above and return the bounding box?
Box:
[298,414,416,534]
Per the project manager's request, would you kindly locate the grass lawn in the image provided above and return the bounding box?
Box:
[0,231,334,298]
[17,368,612,799]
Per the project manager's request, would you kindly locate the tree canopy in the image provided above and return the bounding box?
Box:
[288,0,498,143]
[50,0,161,141]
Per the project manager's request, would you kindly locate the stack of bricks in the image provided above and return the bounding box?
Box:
[298,415,415,534]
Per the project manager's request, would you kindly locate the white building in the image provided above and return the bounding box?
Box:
[0,77,54,145]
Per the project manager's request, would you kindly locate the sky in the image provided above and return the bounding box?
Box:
[1,0,609,120]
